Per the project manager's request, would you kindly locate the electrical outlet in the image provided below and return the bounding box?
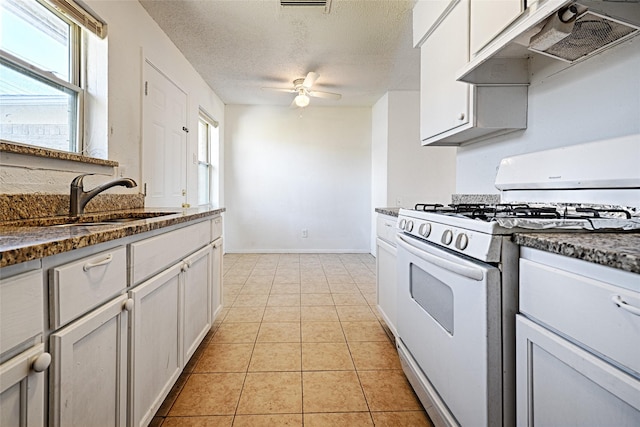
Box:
[302,229,308,238]
[396,198,402,207]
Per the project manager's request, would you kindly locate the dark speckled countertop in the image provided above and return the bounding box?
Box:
[375,207,400,217]
[513,232,640,274]
[0,206,225,268]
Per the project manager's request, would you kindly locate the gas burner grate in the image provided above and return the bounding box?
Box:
[413,202,635,222]
[414,203,447,211]
[572,207,632,219]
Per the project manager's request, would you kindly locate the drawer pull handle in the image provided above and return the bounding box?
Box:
[612,295,640,317]
[83,254,113,271]
[32,352,51,372]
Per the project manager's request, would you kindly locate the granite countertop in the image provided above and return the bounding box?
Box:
[0,206,225,268]
[375,207,400,217]
[513,232,640,274]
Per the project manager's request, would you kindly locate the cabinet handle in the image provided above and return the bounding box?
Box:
[612,295,640,317]
[123,298,134,312]
[32,352,51,372]
[83,254,113,271]
[457,112,465,121]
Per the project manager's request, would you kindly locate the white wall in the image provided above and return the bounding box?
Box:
[224,105,372,253]
[370,91,456,253]
[456,36,640,194]
[2,1,226,207]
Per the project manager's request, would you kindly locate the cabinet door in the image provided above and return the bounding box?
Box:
[211,238,223,321]
[182,245,212,363]
[376,237,397,336]
[412,0,451,47]
[470,0,523,55]
[0,344,47,427]
[130,263,182,427]
[420,0,471,141]
[49,295,129,427]
[516,315,640,426]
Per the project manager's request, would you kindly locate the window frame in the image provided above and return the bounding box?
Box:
[0,0,84,153]
[197,110,219,206]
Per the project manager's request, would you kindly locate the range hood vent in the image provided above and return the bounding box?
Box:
[529,2,640,63]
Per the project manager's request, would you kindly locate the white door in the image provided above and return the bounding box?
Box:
[49,295,129,427]
[142,60,188,207]
[129,263,183,427]
[182,245,212,363]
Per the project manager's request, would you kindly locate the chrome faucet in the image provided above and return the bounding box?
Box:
[70,174,137,216]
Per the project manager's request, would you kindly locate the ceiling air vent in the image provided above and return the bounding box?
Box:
[281,0,332,12]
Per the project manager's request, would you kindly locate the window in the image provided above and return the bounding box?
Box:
[0,0,105,153]
[197,111,219,206]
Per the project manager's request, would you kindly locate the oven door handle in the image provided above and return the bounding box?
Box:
[396,234,484,281]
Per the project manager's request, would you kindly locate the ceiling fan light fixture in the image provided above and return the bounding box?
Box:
[294,92,310,107]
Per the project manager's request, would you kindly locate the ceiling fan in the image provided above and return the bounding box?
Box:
[262,72,342,108]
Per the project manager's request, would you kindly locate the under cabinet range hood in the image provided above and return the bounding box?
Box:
[529,1,640,62]
[457,0,640,84]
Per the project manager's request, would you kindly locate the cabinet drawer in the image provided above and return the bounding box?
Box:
[520,258,640,375]
[211,215,222,241]
[130,221,211,285]
[51,246,126,329]
[0,270,43,357]
[376,215,398,246]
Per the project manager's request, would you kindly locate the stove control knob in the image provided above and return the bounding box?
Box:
[455,233,469,250]
[418,223,432,237]
[406,220,414,232]
[399,219,406,230]
[441,229,453,245]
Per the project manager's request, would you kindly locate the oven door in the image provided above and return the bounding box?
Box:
[396,233,502,427]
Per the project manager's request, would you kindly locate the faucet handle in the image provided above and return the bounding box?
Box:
[71,173,95,188]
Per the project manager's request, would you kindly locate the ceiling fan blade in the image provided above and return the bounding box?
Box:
[262,87,296,93]
[303,72,319,88]
[308,90,342,100]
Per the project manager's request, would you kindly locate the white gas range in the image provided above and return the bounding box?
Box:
[394,134,640,427]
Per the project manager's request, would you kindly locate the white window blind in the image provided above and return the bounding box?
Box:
[45,0,107,38]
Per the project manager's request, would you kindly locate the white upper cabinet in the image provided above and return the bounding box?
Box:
[420,0,472,142]
[415,0,528,146]
[413,0,452,47]
[470,0,524,55]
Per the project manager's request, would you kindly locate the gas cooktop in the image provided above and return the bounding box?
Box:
[408,203,640,231]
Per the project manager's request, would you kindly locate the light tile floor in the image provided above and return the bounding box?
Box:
[152,253,433,427]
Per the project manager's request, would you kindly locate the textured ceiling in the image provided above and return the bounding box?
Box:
[139,0,419,107]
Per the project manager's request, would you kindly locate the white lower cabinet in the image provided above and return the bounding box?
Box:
[516,316,640,426]
[1,216,223,427]
[129,262,183,427]
[376,238,397,336]
[182,245,213,362]
[375,214,398,336]
[0,344,48,427]
[49,294,130,427]
[211,238,223,320]
[517,249,640,426]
